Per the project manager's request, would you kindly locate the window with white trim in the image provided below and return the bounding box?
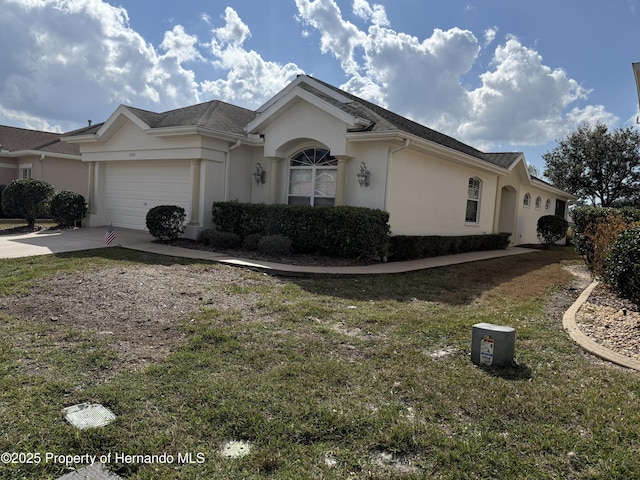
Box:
[20,168,31,179]
[465,177,481,223]
[545,198,551,211]
[535,196,542,209]
[288,148,338,206]
[523,192,531,207]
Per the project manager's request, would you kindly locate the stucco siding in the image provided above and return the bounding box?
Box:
[516,189,562,245]
[41,157,89,199]
[341,143,388,210]
[387,149,498,236]
[262,101,348,158]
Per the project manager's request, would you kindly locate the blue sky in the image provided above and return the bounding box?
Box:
[2,0,640,175]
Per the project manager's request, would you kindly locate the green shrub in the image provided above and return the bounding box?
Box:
[211,202,390,259]
[1,178,54,228]
[50,190,87,227]
[389,233,511,261]
[0,185,6,218]
[243,233,263,251]
[197,229,241,249]
[571,206,640,263]
[258,235,291,255]
[536,215,569,246]
[145,205,186,240]
[603,226,640,306]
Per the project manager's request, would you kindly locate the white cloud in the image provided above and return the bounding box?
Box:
[295,0,618,150]
[459,37,617,145]
[0,0,200,129]
[295,0,366,75]
[484,26,498,46]
[200,7,303,108]
[352,0,389,26]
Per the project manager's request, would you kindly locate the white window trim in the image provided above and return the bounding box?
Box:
[535,196,542,210]
[287,148,338,207]
[465,177,482,225]
[523,192,531,208]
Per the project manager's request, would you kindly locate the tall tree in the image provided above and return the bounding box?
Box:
[543,123,640,206]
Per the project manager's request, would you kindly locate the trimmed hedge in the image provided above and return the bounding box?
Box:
[146,205,186,240]
[197,229,242,249]
[50,190,87,227]
[258,235,292,255]
[389,233,511,261]
[211,202,390,259]
[603,226,640,306]
[572,206,640,261]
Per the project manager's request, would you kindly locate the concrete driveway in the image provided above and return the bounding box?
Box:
[0,227,155,259]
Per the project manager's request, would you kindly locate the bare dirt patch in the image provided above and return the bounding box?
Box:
[1,263,283,380]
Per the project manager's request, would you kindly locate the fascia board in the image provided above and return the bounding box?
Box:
[255,75,352,113]
[0,149,80,160]
[147,126,260,145]
[346,131,507,175]
[247,87,356,133]
[531,178,578,200]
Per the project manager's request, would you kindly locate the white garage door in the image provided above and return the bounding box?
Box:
[104,161,191,230]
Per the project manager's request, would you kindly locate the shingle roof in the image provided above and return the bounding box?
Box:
[61,76,522,171]
[0,125,80,156]
[126,100,258,135]
[299,76,521,170]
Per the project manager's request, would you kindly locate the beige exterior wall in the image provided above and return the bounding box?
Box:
[0,160,17,185]
[0,155,87,198]
[386,149,498,236]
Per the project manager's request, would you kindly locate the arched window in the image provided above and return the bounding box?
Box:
[465,177,482,223]
[523,192,531,207]
[545,198,551,211]
[288,148,338,206]
[535,196,542,209]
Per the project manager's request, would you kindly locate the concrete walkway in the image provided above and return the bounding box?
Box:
[0,226,539,274]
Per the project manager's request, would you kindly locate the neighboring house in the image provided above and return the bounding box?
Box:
[0,125,88,199]
[63,75,575,244]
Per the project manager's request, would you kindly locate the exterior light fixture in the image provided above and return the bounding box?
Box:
[253,162,266,185]
[357,161,370,187]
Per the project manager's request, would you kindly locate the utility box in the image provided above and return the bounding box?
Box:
[471,323,515,367]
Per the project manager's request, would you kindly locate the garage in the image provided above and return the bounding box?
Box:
[103,160,191,231]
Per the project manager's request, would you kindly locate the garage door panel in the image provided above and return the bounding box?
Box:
[104,161,191,230]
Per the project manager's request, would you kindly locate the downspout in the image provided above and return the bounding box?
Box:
[384,138,410,210]
[224,139,242,201]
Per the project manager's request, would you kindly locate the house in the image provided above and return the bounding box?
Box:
[63,75,575,245]
[0,125,88,199]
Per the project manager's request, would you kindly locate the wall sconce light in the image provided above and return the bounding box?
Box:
[357,161,370,187]
[253,162,266,185]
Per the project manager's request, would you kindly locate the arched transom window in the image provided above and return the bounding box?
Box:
[465,177,482,223]
[288,148,338,206]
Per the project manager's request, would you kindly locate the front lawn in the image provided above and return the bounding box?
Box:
[1,247,639,479]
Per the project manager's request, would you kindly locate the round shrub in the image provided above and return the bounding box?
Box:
[50,190,87,227]
[243,233,263,251]
[197,229,241,249]
[1,178,54,228]
[258,235,292,255]
[603,226,640,306]
[536,215,568,246]
[145,205,186,240]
